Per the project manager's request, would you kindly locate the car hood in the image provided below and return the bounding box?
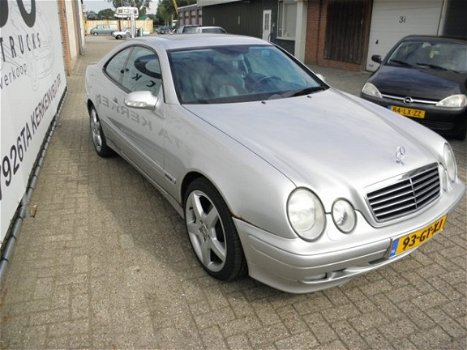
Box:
[185,89,438,205]
[369,65,467,100]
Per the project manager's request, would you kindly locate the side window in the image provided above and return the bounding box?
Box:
[122,46,162,95]
[104,47,132,84]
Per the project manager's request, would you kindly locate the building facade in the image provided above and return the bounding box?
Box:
[178,4,203,26]
[58,0,86,75]
[199,0,308,62]
[305,0,467,71]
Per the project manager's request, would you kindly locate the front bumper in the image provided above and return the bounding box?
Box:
[362,94,467,136]
[235,180,465,294]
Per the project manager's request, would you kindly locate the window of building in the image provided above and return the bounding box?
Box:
[277,0,297,40]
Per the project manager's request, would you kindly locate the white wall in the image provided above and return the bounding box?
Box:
[0,1,67,243]
[366,0,445,71]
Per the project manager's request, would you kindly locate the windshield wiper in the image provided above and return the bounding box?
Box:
[415,62,455,72]
[186,98,210,104]
[288,86,327,97]
[388,59,412,67]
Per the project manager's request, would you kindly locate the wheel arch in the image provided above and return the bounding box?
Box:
[180,171,234,216]
[181,171,205,205]
[87,99,95,115]
[181,170,249,279]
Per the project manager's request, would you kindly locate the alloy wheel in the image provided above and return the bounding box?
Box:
[90,108,103,152]
[185,190,227,272]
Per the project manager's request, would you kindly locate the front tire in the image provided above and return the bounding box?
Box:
[184,178,247,281]
[89,106,114,157]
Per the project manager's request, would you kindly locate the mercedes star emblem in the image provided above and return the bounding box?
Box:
[396,146,406,164]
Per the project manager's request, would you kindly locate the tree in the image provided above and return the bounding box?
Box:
[108,0,152,16]
[86,11,99,20]
[155,0,195,24]
[98,8,115,19]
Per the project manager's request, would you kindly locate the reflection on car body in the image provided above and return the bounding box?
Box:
[85,34,464,293]
[96,94,153,130]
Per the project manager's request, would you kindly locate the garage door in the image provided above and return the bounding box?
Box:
[366,0,445,71]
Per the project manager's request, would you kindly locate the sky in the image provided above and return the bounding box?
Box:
[83,0,158,14]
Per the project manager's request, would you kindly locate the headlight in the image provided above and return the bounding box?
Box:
[443,143,457,182]
[435,94,467,108]
[332,199,357,233]
[361,82,382,98]
[287,189,326,241]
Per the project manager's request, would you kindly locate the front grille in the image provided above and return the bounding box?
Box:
[381,93,438,105]
[367,164,440,222]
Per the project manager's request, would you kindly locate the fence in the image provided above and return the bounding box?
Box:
[85,19,154,35]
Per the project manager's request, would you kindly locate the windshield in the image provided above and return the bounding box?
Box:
[169,45,326,104]
[387,40,467,73]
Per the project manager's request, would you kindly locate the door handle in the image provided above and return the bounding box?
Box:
[113,97,118,104]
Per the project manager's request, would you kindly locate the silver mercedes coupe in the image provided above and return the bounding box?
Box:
[85,34,465,293]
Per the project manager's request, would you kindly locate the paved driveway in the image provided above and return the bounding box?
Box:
[1,36,466,349]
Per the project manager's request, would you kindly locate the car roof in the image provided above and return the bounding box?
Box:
[401,35,467,44]
[130,34,270,50]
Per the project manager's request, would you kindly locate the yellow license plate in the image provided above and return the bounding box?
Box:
[389,215,447,257]
[391,106,426,119]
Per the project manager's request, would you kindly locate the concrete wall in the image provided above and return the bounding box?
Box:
[58,0,86,75]
[442,0,467,37]
[65,0,78,64]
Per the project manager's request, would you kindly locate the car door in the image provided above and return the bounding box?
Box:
[95,46,132,148]
[100,45,167,187]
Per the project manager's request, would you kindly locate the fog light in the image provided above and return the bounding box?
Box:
[305,273,327,282]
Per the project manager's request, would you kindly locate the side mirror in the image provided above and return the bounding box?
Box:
[371,55,382,64]
[124,91,158,110]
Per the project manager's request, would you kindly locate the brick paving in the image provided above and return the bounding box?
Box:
[0,36,466,349]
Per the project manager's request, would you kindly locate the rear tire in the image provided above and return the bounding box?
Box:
[89,106,114,157]
[184,178,247,281]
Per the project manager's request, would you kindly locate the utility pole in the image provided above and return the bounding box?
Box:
[171,0,178,14]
